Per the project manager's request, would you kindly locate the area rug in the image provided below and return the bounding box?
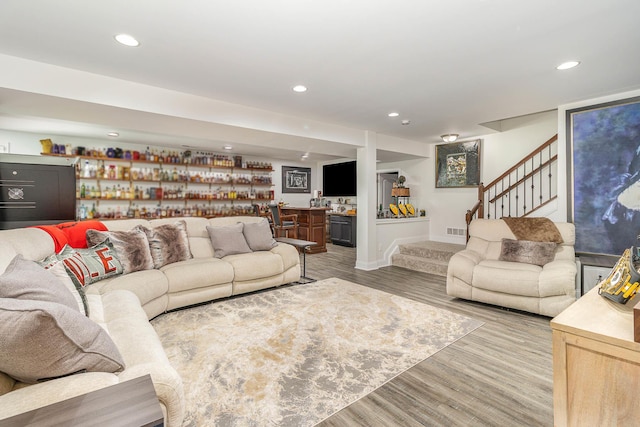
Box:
[152,277,483,426]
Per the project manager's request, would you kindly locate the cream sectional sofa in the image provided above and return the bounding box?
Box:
[0,216,301,426]
[446,218,577,317]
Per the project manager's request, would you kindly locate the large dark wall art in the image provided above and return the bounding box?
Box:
[569,97,640,255]
[435,139,481,188]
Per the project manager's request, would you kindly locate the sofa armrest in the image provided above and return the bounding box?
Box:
[447,249,483,285]
[539,259,578,298]
[118,364,184,427]
[0,372,118,421]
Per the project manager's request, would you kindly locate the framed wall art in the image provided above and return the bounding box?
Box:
[282,166,311,193]
[568,96,640,255]
[435,139,481,188]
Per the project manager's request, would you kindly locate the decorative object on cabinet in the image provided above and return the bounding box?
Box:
[282,166,311,194]
[435,139,481,188]
[597,247,640,305]
[269,204,298,238]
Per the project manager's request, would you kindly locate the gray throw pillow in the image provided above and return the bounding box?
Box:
[0,298,125,384]
[136,220,192,268]
[499,238,557,266]
[86,228,154,274]
[0,255,78,312]
[206,223,252,258]
[242,219,277,251]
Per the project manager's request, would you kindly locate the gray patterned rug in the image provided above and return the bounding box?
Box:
[152,277,483,426]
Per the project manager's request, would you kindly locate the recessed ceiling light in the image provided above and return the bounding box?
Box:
[556,61,580,70]
[388,112,399,117]
[292,85,307,93]
[114,34,140,47]
[301,153,309,160]
[223,144,233,150]
[401,120,411,125]
[107,132,119,137]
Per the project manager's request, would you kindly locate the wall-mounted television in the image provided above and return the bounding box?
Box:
[0,154,77,230]
[323,161,357,197]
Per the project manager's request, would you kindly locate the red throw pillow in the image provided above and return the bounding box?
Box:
[56,220,108,248]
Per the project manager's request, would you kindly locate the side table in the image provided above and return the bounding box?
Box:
[275,237,317,283]
[0,374,163,427]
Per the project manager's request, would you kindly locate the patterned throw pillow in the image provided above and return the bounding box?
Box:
[0,255,78,312]
[136,220,192,268]
[0,298,125,384]
[57,240,124,288]
[39,255,89,316]
[86,228,154,274]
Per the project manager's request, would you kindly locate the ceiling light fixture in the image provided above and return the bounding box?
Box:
[114,34,140,47]
[441,134,459,143]
[223,144,233,150]
[556,61,580,70]
[107,132,119,137]
[301,153,310,160]
[292,85,307,93]
[388,112,399,117]
[402,120,411,125]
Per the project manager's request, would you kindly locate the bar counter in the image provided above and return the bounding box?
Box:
[280,207,329,253]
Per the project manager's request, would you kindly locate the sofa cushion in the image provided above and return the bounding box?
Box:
[472,260,541,297]
[137,220,192,268]
[85,269,169,308]
[206,223,252,258]
[0,255,78,312]
[0,298,125,384]
[224,251,284,282]
[499,238,557,266]
[242,219,277,251]
[57,240,124,288]
[161,258,234,293]
[86,228,154,274]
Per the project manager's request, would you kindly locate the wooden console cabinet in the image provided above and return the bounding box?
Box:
[551,287,640,426]
[0,375,163,427]
[281,207,328,253]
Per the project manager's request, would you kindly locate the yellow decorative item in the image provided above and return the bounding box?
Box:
[398,204,408,217]
[40,139,53,154]
[389,204,399,216]
[406,204,415,216]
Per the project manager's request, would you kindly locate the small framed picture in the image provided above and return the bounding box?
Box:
[282,166,311,193]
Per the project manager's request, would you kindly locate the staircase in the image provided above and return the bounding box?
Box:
[466,134,558,237]
[392,134,558,276]
[391,241,465,277]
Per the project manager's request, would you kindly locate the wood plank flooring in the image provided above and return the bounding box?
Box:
[305,244,553,427]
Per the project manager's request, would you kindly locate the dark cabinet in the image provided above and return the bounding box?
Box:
[330,215,356,247]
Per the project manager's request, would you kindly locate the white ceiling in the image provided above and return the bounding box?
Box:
[0,0,639,162]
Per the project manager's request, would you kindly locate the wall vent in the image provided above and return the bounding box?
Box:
[446,227,465,236]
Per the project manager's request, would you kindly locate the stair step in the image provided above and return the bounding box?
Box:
[392,253,450,276]
[398,241,465,262]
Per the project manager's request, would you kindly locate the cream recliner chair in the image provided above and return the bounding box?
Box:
[446,218,577,317]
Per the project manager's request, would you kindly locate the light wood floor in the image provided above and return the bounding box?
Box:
[305,243,553,427]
